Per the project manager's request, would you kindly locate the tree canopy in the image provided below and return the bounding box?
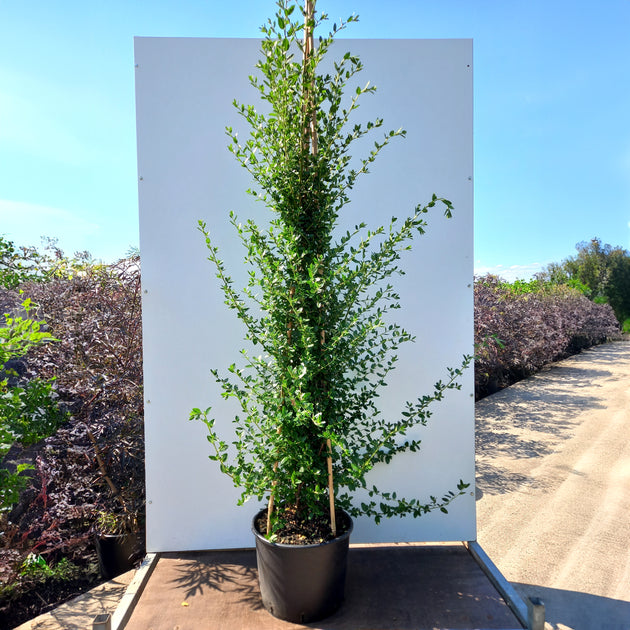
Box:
[539,237,630,325]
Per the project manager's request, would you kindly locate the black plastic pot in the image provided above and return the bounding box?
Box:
[94,532,143,579]
[252,510,353,623]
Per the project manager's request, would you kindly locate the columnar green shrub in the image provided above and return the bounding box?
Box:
[192,0,470,537]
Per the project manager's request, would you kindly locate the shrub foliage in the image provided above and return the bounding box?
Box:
[0,252,143,627]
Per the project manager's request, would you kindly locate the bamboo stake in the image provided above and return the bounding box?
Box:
[326,438,337,536]
[267,458,279,534]
[302,0,317,156]
[304,0,336,537]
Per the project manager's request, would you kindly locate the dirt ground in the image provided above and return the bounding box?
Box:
[475,340,630,630]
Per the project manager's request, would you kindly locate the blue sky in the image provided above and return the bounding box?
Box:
[1,0,629,279]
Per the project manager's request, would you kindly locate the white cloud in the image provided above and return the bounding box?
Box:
[0,199,100,251]
[474,262,546,282]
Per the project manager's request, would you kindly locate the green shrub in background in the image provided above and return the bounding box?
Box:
[0,553,81,606]
[0,300,68,512]
[0,299,52,362]
[1,235,97,289]
[18,553,79,582]
[0,236,40,289]
[2,378,67,448]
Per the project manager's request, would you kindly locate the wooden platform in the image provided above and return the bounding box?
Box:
[123,543,524,629]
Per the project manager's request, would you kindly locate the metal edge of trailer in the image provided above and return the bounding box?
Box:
[465,541,545,630]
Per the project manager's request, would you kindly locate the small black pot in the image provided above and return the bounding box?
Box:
[252,510,353,623]
[94,532,143,579]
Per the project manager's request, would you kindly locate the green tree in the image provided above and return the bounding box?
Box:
[606,248,630,323]
[540,237,630,323]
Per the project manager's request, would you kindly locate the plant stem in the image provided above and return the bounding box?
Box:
[86,427,122,503]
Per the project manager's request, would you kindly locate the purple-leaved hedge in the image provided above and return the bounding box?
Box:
[474,274,621,399]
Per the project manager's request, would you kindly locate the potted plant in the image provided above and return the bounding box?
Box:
[88,427,145,579]
[92,507,144,580]
[190,0,471,622]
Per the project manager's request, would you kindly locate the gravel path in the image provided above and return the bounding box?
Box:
[475,340,630,630]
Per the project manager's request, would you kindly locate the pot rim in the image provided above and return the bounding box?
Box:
[252,508,353,549]
[94,531,141,541]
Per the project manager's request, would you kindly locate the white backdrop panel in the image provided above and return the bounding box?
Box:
[134,37,474,552]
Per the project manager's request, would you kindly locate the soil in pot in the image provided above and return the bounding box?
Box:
[254,506,352,544]
[253,508,353,623]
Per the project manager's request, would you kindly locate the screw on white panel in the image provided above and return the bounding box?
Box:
[139,176,144,181]
[467,176,472,181]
